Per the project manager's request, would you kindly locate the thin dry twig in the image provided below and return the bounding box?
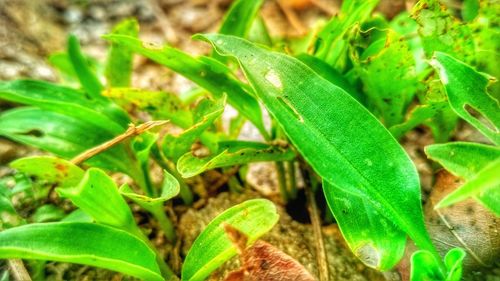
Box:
[147,0,179,44]
[70,120,168,165]
[8,259,32,281]
[304,177,329,281]
[277,0,308,35]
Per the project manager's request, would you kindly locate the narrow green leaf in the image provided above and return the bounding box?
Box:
[430,52,499,144]
[218,0,264,37]
[435,158,500,213]
[102,34,267,138]
[10,156,84,188]
[31,204,66,223]
[0,107,133,174]
[199,34,436,259]
[68,35,104,100]
[163,96,225,162]
[425,142,500,179]
[313,0,379,64]
[56,168,139,234]
[323,181,406,270]
[0,80,129,134]
[105,19,139,87]
[0,222,163,281]
[177,140,295,178]
[181,199,279,281]
[120,170,180,211]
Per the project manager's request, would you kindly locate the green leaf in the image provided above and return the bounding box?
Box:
[0,107,133,174]
[10,156,84,188]
[356,30,418,126]
[102,34,267,138]
[120,170,179,211]
[313,0,379,65]
[31,204,66,223]
[435,158,500,214]
[104,87,192,128]
[105,19,139,87]
[0,80,129,134]
[430,52,499,145]
[425,142,500,179]
[177,140,295,178]
[163,96,225,162]
[0,222,163,281]
[425,142,500,214]
[181,199,279,281]
[200,34,437,259]
[56,168,139,235]
[296,54,362,102]
[462,0,479,22]
[68,35,104,100]
[218,0,264,37]
[410,248,466,281]
[410,250,445,281]
[323,181,406,270]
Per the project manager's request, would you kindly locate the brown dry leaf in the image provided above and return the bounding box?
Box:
[224,225,316,281]
[398,170,500,280]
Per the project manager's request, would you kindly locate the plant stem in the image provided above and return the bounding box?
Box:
[275,161,288,203]
[149,204,177,242]
[286,160,297,199]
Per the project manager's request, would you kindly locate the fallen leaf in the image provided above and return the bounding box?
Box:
[224,225,316,281]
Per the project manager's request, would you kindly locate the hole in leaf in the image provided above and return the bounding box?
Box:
[463,104,497,132]
[18,129,44,138]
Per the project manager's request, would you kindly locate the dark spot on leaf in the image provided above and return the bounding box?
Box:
[18,129,44,138]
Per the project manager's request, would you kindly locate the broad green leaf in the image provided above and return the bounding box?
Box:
[181,199,279,281]
[0,80,129,134]
[62,209,93,223]
[10,156,84,188]
[56,168,139,235]
[104,87,192,128]
[102,34,267,138]
[356,30,418,126]
[177,141,295,178]
[462,0,479,22]
[200,34,437,258]
[0,222,163,281]
[435,158,500,214]
[163,96,225,162]
[68,35,104,100]
[120,170,180,211]
[296,54,362,102]
[105,19,139,87]
[0,107,133,174]
[430,52,499,145]
[410,248,466,281]
[218,0,264,37]
[323,181,406,270]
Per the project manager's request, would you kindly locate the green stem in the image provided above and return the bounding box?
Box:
[149,204,177,243]
[286,160,297,200]
[275,161,288,203]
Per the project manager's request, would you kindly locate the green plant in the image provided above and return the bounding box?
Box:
[0,0,498,280]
